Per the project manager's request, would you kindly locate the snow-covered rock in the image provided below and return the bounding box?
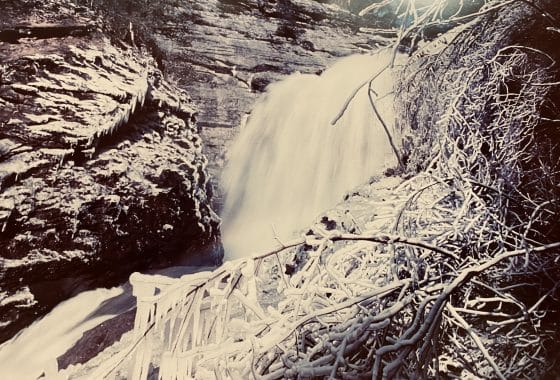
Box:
[0,0,220,342]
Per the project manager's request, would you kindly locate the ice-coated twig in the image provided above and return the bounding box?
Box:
[446,304,506,379]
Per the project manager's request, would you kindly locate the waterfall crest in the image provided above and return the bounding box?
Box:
[221,50,399,259]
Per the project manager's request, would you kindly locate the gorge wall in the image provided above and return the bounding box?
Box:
[115,0,392,206]
[0,0,220,342]
[0,0,391,343]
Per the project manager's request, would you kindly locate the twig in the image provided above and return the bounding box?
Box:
[330,62,391,126]
[367,87,404,168]
[331,232,459,260]
[447,304,506,379]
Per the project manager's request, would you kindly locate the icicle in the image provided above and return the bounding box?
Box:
[130,272,158,380]
[178,361,186,380]
[159,351,176,380]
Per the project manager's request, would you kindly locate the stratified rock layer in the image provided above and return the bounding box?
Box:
[0,3,220,341]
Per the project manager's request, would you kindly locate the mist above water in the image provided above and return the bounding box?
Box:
[221,50,399,259]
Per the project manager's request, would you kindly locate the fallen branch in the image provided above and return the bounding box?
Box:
[330,61,391,126]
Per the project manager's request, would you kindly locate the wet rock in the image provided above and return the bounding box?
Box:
[0,1,220,342]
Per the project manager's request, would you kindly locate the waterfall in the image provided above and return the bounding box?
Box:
[221,50,400,259]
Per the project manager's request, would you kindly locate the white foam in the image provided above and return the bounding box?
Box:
[0,287,124,379]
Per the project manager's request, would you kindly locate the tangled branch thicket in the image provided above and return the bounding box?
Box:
[84,1,560,379]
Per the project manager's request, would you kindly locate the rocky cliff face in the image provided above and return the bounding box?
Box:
[0,1,220,342]
[0,0,387,343]
[133,0,389,206]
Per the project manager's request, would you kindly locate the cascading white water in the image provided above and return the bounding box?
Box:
[0,286,127,379]
[221,50,400,259]
[0,266,209,379]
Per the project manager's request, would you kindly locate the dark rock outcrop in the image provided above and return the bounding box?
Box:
[57,309,136,370]
[0,2,220,342]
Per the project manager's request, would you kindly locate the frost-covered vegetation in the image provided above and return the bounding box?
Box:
[63,0,560,378]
